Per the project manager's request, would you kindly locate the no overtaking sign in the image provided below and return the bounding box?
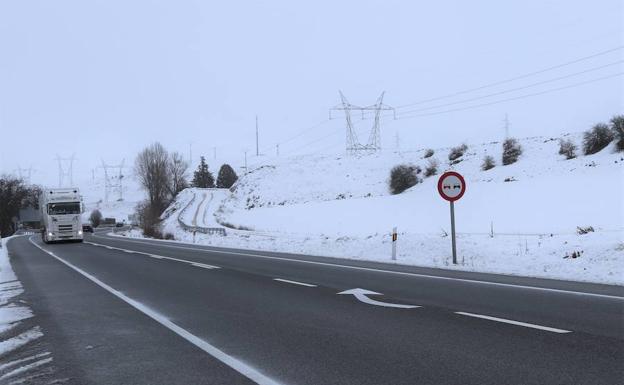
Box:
[438,171,466,264]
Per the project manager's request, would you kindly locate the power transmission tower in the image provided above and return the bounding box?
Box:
[14,166,34,185]
[100,159,126,202]
[55,154,75,187]
[330,91,395,155]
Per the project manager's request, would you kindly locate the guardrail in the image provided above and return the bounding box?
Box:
[177,192,226,236]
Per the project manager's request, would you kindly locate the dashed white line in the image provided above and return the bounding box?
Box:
[191,262,220,270]
[455,311,571,334]
[273,278,317,287]
[85,241,220,269]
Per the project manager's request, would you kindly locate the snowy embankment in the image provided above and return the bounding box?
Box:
[126,132,623,285]
[0,236,52,382]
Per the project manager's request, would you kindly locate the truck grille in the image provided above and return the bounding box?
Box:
[58,224,73,233]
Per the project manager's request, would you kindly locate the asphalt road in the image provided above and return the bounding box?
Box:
[7,232,624,385]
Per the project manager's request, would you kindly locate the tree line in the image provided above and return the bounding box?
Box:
[0,178,41,237]
[133,142,238,237]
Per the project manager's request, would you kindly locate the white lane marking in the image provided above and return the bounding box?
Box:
[455,311,571,334]
[96,235,623,301]
[28,238,281,385]
[85,241,220,269]
[337,288,420,309]
[191,262,220,270]
[273,278,317,287]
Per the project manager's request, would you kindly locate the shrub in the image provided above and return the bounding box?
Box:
[135,200,163,238]
[583,123,613,155]
[502,138,522,165]
[89,209,103,227]
[389,164,421,194]
[610,115,624,152]
[448,144,468,161]
[423,149,434,158]
[558,139,577,160]
[481,155,496,171]
[163,232,175,240]
[424,158,438,177]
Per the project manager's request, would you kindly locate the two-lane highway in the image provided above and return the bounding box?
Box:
[7,233,624,384]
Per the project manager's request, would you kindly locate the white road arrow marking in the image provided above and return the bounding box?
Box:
[337,288,420,309]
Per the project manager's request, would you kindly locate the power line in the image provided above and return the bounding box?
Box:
[394,45,624,109]
[396,72,624,120]
[255,119,331,156]
[392,60,624,116]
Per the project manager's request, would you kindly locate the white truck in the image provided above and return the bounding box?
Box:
[40,188,84,243]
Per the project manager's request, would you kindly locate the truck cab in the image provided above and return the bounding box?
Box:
[40,188,84,243]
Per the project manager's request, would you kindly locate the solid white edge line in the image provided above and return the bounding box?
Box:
[96,234,624,301]
[273,278,317,287]
[455,311,571,334]
[28,237,282,385]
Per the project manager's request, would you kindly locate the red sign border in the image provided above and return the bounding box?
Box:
[437,171,466,202]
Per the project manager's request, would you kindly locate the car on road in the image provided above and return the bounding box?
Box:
[115,222,124,228]
[82,224,94,233]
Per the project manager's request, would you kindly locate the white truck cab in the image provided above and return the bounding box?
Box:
[40,188,84,243]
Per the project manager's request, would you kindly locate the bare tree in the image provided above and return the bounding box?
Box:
[134,142,171,215]
[168,152,189,196]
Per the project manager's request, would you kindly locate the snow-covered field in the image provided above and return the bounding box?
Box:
[0,236,53,382]
[120,132,624,285]
[79,175,143,224]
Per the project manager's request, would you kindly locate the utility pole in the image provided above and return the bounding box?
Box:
[255,115,259,156]
[276,144,280,156]
[244,151,248,174]
[503,113,510,139]
[395,131,400,152]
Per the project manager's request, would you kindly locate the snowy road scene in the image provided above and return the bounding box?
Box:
[0,1,622,384]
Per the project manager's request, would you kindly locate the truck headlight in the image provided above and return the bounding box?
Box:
[78,230,83,235]
[48,232,53,237]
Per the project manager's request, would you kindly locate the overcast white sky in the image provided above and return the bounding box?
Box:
[1,0,622,187]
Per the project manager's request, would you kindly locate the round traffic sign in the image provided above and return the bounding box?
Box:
[437,171,466,202]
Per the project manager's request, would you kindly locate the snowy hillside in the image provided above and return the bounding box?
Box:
[220,133,623,236]
[79,174,143,224]
[121,132,623,285]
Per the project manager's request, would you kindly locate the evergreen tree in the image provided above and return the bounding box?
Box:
[216,164,238,188]
[191,156,214,188]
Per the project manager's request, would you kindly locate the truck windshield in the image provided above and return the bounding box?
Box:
[47,202,81,215]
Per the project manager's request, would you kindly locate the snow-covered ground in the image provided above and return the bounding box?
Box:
[0,236,53,382]
[122,132,624,285]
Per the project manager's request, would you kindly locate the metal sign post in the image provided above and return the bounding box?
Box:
[437,172,466,265]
